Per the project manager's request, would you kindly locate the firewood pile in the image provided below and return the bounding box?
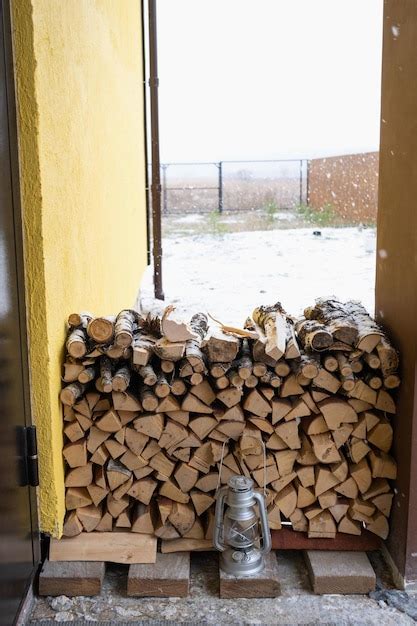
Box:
[60,299,399,544]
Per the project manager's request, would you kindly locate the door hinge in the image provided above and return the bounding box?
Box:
[20,425,39,487]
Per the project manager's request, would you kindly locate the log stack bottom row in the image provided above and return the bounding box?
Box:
[60,299,400,545]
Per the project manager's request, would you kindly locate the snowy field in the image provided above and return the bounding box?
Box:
[140,223,377,325]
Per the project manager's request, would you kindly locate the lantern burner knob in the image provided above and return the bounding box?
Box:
[228,476,253,492]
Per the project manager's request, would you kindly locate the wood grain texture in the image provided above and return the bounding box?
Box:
[304,550,376,594]
[127,552,190,597]
[49,532,156,564]
[39,560,105,596]
[219,552,281,598]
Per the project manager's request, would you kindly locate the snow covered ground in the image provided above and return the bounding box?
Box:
[140,224,377,325]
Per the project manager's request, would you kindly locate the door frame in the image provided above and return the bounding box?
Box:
[1,0,40,617]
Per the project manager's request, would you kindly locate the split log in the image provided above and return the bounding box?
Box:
[202,328,240,363]
[133,334,155,366]
[252,303,287,361]
[160,306,195,343]
[61,303,399,543]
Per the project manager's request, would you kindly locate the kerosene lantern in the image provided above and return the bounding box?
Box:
[213,475,271,576]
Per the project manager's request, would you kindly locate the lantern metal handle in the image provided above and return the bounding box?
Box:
[252,490,272,556]
[213,485,228,552]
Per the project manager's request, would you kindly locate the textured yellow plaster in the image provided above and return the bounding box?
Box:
[12,0,147,536]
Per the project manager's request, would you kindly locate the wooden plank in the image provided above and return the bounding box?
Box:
[271,528,380,551]
[160,538,213,553]
[304,550,376,594]
[50,532,157,564]
[127,552,190,597]
[39,560,105,596]
[219,552,281,598]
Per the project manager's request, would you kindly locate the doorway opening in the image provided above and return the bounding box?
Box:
[142,0,383,322]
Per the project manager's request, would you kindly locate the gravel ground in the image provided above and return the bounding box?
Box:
[29,551,417,625]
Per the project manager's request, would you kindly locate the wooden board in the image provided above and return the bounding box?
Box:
[271,528,380,551]
[50,532,157,564]
[219,552,281,598]
[127,552,190,597]
[39,560,105,596]
[160,538,213,553]
[304,550,376,594]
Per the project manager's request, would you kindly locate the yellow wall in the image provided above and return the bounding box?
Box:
[12,0,148,536]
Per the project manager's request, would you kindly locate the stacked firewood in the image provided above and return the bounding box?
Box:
[60,299,399,543]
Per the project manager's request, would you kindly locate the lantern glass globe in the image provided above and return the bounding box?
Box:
[223,511,260,549]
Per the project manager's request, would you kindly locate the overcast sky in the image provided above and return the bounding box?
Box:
[156,0,383,163]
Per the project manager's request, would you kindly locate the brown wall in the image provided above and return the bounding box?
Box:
[376,0,417,586]
[308,152,379,223]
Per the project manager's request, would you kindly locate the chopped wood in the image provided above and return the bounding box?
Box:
[66,328,88,359]
[182,393,213,414]
[350,458,373,495]
[159,480,190,504]
[133,334,155,366]
[65,487,92,510]
[252,303,287,361]
[186,313,209,371]
[131,503,156,534]
[280,374,304,397]
[367,512,389,539]
[77,504,102,532]
[295,318,333,351]
[63,440,87,468]
[60,382,86,406]
[310,433,340,464]
[63,511,83,537]
[65,464,93,488]
[105,439,127,460]
[323,355,338,372]
[308,510,337,539]
[368,450,397,480]
[169,502,196,536]
[154,338,185,361]
[375,389,396,414]
[63,420,85,443]
[312,369,341,394]
[96,409,122,433]
[338,515,361,535]
[161,306,196,343]
[275,483,297,518]
[61,302,399,543]
[202,328,239,363]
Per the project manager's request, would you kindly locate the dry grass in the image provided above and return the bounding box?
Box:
[162,177,304,214]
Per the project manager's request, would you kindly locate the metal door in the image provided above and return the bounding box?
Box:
[0,1,39,623]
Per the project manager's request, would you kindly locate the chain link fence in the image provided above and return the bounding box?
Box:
[158,159,308,214]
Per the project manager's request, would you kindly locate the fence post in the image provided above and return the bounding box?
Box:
[299,159,303,207]
[218,161,223,213]
[161,164,168,214]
